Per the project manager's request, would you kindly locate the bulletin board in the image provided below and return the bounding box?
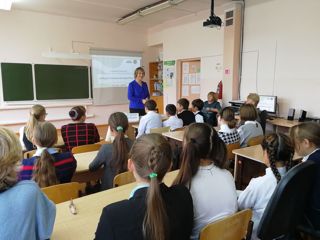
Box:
[179,60,201,103]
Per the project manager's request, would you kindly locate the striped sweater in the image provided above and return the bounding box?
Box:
[19,152,77,183]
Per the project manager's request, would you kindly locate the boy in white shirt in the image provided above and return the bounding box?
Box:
[163,104,183,131]
[136,100,162,138]
[191,99,205,123]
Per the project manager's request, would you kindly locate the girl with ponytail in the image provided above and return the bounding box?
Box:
[89,112,133,190]
[19,104,47,151]
[238,133,294,240]
[173,123,237,240]
[19,122,77,187]
[94,133,193,240]
[218,107,240,145]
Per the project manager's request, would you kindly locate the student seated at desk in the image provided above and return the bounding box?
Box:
[202,91,221,127]
[0,127,56,239]
[19,122,77,187]
[246,93,268,134]
[162,104,183,131]
[89,112,133,190]
[95,134,194,240]
[173,123,237,240]
[61,106,100,151]
[177,98,195,126]
[237,104,263,147]
[19,104,47,151]
[238,133,294,240]
[218,107,240,145]
[290,122,320,229]
[192,99,205,123]
[136,100,162,138]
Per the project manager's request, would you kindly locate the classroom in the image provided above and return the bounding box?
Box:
[0,0,319,239]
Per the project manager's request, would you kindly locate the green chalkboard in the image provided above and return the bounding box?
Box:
[1,63,34,101]
[34,64,89,100]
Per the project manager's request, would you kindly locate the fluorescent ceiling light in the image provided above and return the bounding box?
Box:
[0,0,13,11]
[117,0,185,24]
[117,12,140,25]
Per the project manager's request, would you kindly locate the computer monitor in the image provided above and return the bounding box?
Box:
[257,95,277,115]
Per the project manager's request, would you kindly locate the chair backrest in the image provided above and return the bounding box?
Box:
[247,135,264,147]
[150,126,171,134]
[23,148,62,159]
[257,161,317,239]
[199,209,253,240]
[226,142,241,161]
[173,127,185,132]
[42,182,84,204]
[71,143,101,154]
[113,171,136,188]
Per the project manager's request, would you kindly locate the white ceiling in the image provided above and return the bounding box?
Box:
[12,0,232,27]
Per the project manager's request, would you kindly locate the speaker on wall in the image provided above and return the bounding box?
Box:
[299,110,307,122]
[287,108,295,121]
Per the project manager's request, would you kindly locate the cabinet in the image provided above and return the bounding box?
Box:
[149,61,164,114]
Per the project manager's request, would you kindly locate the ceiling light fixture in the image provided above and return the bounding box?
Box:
[0,0,14,11]
[117,0,185,24]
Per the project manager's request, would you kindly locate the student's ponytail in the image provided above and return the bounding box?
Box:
[143,146,169,240]
[209,129,227,169]
[108,112,130,175]
[32,149,59,188]
[262,133,294,183]
[173,140,200,189]
[129,134,172,240]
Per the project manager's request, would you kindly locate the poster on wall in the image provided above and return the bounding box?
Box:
[163,60,176,88]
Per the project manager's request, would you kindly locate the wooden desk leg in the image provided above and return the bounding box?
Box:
[234,154,238,181]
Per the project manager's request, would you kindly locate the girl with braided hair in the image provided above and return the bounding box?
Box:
[173,123,238,240]
[94,133,193,240]
[238,133,294,240]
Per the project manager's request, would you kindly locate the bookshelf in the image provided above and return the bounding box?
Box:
[149,61,164,114]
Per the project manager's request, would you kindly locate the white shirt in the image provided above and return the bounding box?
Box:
[19,126,27,150]
[194,111,204,123]
[238,167,287,240]
[137,111,162,138]
[162,115,183,131]
[189,164,238,240]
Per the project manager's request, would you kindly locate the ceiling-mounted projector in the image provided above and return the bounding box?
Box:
[203,0,222,28]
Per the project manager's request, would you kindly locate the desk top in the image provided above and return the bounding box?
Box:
[74,151,99,172]
[162,131,184,142]
[232,145,301,164]
[52,170,179,240]
[267,118,300,128]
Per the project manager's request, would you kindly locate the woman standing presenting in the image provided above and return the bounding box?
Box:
[127,67,150,116]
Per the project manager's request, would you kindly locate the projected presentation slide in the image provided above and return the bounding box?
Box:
[92,55,141,88]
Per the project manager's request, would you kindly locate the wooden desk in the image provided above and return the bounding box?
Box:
[52,170,179,240]
[233,145,302,189]
[267,118,300,133]
[72,150,103,183]
[162,131,184,142]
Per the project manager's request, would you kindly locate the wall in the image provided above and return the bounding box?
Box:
[148,0,320,118]
[241,0,320,117]
[0,10,155,131]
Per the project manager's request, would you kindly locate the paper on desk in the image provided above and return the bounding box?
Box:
[182,85,189,97]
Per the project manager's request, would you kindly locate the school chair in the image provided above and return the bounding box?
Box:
[42,182,85,204]
[257,161,317,240]
[199,209,253,240]
[71,143,101,154]
[23,148,62,159]
[150,126,171,134]
[113,171,136,188]
[247,135,264,147]
[173,127,185,132]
